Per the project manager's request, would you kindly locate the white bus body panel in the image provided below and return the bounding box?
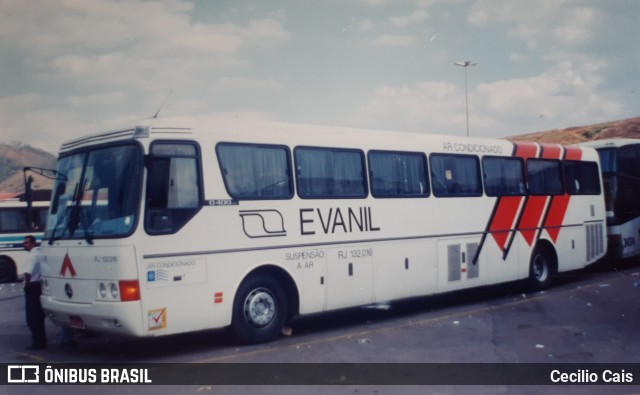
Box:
[40,118,607,338]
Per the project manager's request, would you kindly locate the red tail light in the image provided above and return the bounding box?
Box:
[119,280,140,301]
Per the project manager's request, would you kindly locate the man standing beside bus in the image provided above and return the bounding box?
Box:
[23,235,47,349]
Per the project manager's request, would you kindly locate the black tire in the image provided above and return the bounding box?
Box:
[0,257,17,284]
[231,275,287,345]
[527,246,555,291]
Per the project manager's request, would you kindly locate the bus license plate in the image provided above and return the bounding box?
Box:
[69,315,85,329]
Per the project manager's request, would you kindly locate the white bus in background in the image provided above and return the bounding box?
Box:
[581,138,640,259]
[0,189,51,283]
[40,117,606,344]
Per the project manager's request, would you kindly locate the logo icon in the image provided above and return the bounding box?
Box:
[7,365,40,383]
[60,253,77,278]
[239,210,287,238]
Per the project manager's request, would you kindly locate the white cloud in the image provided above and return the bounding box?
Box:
[0,0,292,151]
[357,58,627,138]
[389,9,429,27]
[370,34,414,47]
[356,19,375,31]
[468,0,600,50]
[357,81,465,134]
[220,76,282,90]
[0,95,86,152]
[474,60,620,126]
[0,0,635,152]
[0,0,192,54]
[1,0,289,90]
[0,93,42,110]
[67,91,128,106]
[246,19,290,44]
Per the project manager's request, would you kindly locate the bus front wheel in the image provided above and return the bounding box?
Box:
[527,246,555,291]
[231,275,287,344]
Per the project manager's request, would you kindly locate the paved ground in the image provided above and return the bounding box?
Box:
[1,259,640,394]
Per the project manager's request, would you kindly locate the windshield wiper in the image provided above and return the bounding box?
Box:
[48,181,94,245]
[70,204,94,245]
[49,183,78,245]
[68,179,94,245]
[47,204,73,245]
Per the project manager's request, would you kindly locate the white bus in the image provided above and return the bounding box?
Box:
[581,138,640,259]
[40,117,606,344]
[0,195,50,283]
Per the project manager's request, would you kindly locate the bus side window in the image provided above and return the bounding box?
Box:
[368,150,429,198]
[216,143,293,200]
[0,209,30,232]
[482,156,526,197]
[295,147,367,199]
[564,161,601,195]
[145,142,202,235]
[1,210,17,232]
[527,159,563,195]
[430,154,482,197]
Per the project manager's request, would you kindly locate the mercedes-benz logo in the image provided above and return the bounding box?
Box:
[64,283,73,299]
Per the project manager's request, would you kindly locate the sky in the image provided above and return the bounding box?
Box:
[1,0,639,153]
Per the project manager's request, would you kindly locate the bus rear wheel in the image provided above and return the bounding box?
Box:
[0,257,17,284]
[527,246,555,291]
[231,275,287,344]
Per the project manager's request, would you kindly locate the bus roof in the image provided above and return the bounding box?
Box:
[59,116,594,156]
[580,138,640,149]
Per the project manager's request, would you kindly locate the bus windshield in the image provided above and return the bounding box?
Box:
[45,144,143,242]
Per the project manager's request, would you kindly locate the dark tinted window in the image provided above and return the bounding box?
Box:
[430,154,482,197]
[217,143,293,200]
[618,146,640,177]
[564,161,601,195]
[482,157,526,197]
[295,147,367,199]
[369,150,429,197]
[527,159,563,195]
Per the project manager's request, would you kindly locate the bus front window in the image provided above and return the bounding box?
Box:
[45,144,143,241]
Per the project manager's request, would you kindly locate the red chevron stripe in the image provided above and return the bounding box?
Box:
[544,146,583,241]
[519,196,548,246]
[540,143,562,160]
[517,143,563,246]
[488,142,537,252]
[489,196,522,251]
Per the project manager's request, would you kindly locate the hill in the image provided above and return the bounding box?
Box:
[0,143,56,194]
[509,116,640,144]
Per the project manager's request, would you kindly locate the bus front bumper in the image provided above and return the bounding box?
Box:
[41,296,144,337]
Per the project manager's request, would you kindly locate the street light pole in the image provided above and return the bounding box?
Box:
[454,60,477,137]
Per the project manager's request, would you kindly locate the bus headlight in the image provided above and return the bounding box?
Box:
[110,282,119,299]
[96,280,140,302]
[97,281,118,301]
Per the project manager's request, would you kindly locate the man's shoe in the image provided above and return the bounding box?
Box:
[26,343,47,350]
